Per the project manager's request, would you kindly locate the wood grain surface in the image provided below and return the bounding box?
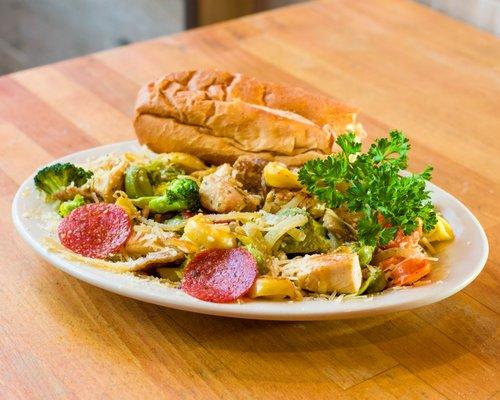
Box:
[1,0,499,399]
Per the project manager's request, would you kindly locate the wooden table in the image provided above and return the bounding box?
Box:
[1,1,498,398]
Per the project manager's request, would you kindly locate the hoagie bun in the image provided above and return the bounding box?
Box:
[134,70,364,166]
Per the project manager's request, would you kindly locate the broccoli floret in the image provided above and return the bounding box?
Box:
[132,178,200,213]
[34,162,92,197]
[150,178,200,212]
[277,207,332,254]
[58,194,86,217]
[143,160,184,185]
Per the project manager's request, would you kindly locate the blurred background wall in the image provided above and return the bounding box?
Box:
[419,0,499,35]
[0,0,498,75]
[0,0,184,74]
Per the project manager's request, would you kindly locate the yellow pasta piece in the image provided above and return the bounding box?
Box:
[263,162,302,189]
[190,167,217,179]
[115,196,138,218]
[247,277,302,300]
[160,152,207,172]
[163,238,198,254]
[424,215,454,242]
[183,215,236,249]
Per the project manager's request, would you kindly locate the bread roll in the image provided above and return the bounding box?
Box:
[134,70,365,166]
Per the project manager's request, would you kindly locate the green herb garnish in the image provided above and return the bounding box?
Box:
[298,130,437,245]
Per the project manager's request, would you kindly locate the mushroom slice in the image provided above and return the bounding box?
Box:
[117,248,185,272]
[46,237,184,273]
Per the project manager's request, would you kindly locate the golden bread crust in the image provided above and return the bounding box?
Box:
[134,70,362,165]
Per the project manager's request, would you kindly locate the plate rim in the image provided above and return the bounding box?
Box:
[11,140,490,320]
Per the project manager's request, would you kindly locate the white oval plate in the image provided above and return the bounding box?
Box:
[12,141,489,320]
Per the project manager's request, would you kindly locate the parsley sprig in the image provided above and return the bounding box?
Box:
[298,130,437,245]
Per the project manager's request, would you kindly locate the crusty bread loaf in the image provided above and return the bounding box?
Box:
[134,70,364,166]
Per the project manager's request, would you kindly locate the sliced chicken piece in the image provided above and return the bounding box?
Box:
[91,159,129,202]
[199,164,249,213]
[52,184,92,202]
[282,252,362,294]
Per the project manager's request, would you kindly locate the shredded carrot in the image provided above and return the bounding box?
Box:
[377,214,423,249]
[379,256,405,270]
[390,258,431,286]
[383,226,422,249]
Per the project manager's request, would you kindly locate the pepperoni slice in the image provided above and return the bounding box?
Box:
[58,203,131,259]
[182,248,258,303]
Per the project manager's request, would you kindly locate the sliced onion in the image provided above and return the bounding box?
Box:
[264,214,308,249]
[279,195,302,211]
[372,247,421,264]
[286,227,307,242]
[419,237,436,255]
